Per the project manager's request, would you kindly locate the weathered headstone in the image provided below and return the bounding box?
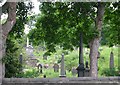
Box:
[59,54,66,77]
[71,67,77,76]
[85,61,89,68]
[76,63,85,77]
[53,63,59,72]
[110,51,114,69]
[84,61,90,77]
[37,63,42,73]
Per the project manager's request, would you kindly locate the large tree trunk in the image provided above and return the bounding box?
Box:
[89,3,105,77]
[0,8,3,84]
[0,2,16,81]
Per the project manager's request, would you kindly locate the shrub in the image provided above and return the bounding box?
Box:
[101,68,120,76]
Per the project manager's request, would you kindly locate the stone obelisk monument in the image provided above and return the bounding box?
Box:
[59,53,66,77]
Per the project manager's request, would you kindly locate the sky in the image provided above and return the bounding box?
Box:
[1,0,40,34]
[24,0,41,34]
[31,0,41,14]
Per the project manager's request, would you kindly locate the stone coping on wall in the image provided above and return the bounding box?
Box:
[2,77,120,83]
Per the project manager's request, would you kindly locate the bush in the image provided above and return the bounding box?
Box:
[101,68,120,76]
[3,52,22,78]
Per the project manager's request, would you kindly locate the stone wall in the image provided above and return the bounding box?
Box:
[2,77,120,85]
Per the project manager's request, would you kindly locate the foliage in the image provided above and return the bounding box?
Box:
[101,68,120,76]
[102,2,120,46]
[3,2,33,78]
[3,52,21,78]
[28,2,100,54]
[64,51,78,71]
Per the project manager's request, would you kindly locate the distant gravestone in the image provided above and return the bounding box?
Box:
[85,61,89,68]
[110,51,114,69]
[71,67,77,76]
[59,54,66,77]
[37,63,42,73]
[53,63,59,72]
[76,63,85,77]
[84,61,90,77]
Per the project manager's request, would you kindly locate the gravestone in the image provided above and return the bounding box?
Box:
[76,63,85,77]
[110,51,114,69]
[53,63,59,72]
[59,54,66,77]
[71,67,77,76]
[84,61,90,77]
[37,63,42,73]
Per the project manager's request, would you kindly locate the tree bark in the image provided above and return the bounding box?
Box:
[89,2,105,77]
[0,2,17,79]
[0,7,3,84]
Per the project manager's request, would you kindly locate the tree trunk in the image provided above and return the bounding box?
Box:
[0,2,16,80]
[0,8,3,84]
[89,3,105,77]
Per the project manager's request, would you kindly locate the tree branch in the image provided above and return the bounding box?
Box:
[2,2,17,39]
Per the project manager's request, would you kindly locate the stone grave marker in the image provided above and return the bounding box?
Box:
[37,63,43,73]
[53,63,59,72]
[110,51,114,69]
[59,54,66,77]
[84,61,90,77]
[71,67,77,76]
